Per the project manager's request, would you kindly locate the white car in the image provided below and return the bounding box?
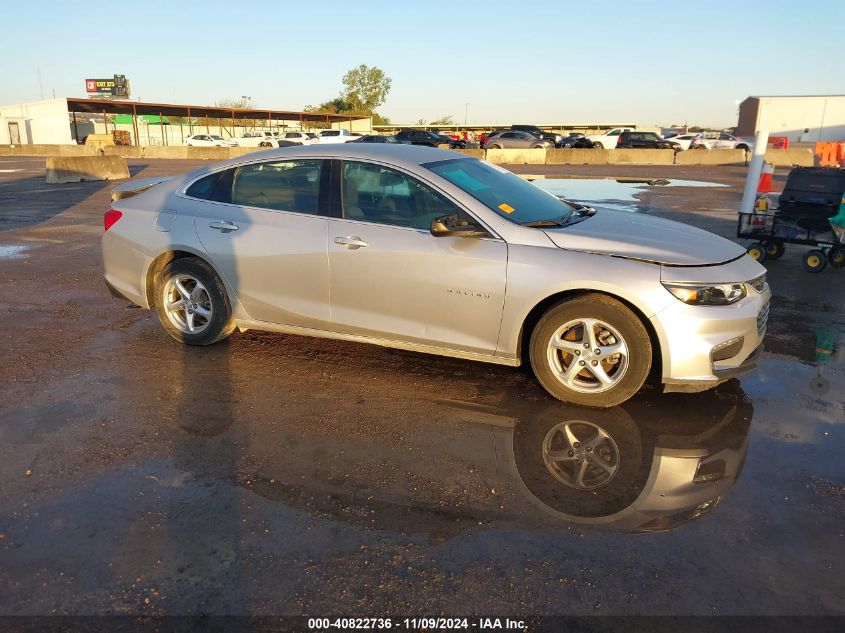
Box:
[666,134,702,151]
[233,131,286,148]
[585,127,633,149]
[317,129,358,144]
[278,131,316,145]
[186,134,237,148]
[691,133,753,152]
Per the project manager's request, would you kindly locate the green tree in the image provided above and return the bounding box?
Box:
[341,64,392,113]
[430,115,455,125]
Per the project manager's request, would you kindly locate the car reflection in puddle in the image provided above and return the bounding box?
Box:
[225,384,752,540]
[534,178,726,212]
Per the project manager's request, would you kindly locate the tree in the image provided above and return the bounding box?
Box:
[430,115,455,125]
[341,64,392,113]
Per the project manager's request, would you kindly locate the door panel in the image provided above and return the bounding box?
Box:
[328,220,507,354]
[194,203,330,327]
[190,159,331,328]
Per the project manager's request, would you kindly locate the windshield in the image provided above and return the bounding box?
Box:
[424,158,575,225]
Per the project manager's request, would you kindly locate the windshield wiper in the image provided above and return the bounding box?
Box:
[521,218,567,227]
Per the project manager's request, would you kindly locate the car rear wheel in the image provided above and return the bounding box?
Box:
[155,258,235,345]
[593,142,604,149]
[488,143,502,149]
[529,295,652,408]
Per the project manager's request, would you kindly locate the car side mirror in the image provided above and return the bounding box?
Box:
[430,214,489,238]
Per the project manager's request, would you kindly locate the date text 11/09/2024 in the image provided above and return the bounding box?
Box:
[307,618,528,630]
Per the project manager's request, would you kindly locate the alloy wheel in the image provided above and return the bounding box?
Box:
[546,318,629,393]
[542,420,620,490]
[162,274,213,334]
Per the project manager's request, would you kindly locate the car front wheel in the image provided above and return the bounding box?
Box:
[592,142,604,149]
[529,295,652,408]
[155,258,235,345]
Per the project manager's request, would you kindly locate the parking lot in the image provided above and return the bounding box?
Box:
[1,156,843,619]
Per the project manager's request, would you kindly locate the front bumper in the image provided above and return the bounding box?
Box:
[651,287,770,392]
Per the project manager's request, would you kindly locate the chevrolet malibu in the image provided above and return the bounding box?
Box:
[101,144,770,407]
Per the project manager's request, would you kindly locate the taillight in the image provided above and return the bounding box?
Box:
[616,135,622,145]
[104,209,123,231]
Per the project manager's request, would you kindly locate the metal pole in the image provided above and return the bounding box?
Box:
[188,106,193,135]
[160,111,166,146]
[131,104,139,146]
[740,130,770,215]
[72,111,79,142]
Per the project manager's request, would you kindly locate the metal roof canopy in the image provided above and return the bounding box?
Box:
[65,97,363,124]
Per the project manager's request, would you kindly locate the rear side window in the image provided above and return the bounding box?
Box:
[185,170,234,203]
[231,160,322,214]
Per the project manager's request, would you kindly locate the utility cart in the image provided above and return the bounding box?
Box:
[738,167,845,273]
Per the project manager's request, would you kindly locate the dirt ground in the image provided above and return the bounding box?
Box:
[0,156,842,622]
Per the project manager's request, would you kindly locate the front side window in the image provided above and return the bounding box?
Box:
[230,160,322,214]
[341,161,458,230]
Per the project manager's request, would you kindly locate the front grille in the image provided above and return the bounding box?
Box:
[757,299,770,335]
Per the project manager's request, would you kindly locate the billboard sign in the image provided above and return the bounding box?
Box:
[85,75,129,98]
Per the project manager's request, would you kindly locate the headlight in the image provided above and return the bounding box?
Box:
[662,282,747,305]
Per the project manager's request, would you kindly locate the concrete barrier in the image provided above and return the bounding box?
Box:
[103,145,143,159]
[546,149,610,165]
[450,148,485,159]
[764,148,815,168]
[83,134,115,149]
[675,149,746,165]
[486,148,547,164]
[187,147,231,161]
[142,146,188,159]
[229,147,266,158]
[608,149,675,165]
[45,155,129,184]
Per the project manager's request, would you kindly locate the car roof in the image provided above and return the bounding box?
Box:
[182,143,465,181]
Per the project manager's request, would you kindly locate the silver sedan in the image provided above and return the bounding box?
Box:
[102,144,770,407]
[483,130,552,149]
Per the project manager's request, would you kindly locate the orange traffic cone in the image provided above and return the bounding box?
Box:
[758,162,774,194]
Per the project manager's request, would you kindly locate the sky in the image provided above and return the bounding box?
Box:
[1,0,844,128]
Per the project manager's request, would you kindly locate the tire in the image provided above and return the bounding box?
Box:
[766,242,785,260]
[829,246,845,268]
[593,142,604,149]
[736,144,749,152]
[694,144,708,150]
[803,249,827,273]
[154,258,235,345]
[529,294,652,408]
[489,143,502,149]
[513,405,651,518]
[746,242,767,263]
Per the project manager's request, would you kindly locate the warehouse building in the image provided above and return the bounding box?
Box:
[1,97,371,146]
[737,95,845,142]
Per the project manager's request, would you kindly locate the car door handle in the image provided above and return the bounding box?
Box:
[209,220,239,232]
[334,236,368,249]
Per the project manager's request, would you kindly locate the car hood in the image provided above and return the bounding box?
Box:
[542,209,746,266]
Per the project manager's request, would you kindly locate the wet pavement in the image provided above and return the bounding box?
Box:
[0,158,843,618]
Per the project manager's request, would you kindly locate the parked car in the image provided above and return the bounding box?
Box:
[395,130,462,148]
[483,130,552,149]
[691,132,753,151]
[586,128,634,149]
[185,134,237,148]
[560,133,595,148]
[102,144,769,408]
[317,129,358,144]
[277,131,315,145]
[617,131,682,151]
[512,125,562,147]
[663,133,700,151]
[232,131,284,148]
[349,135,398,144]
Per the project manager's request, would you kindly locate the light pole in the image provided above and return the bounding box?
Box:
[464,102,470,126]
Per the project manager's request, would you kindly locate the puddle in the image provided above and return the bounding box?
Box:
[535,177,726,212]
[0,244,31,259]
